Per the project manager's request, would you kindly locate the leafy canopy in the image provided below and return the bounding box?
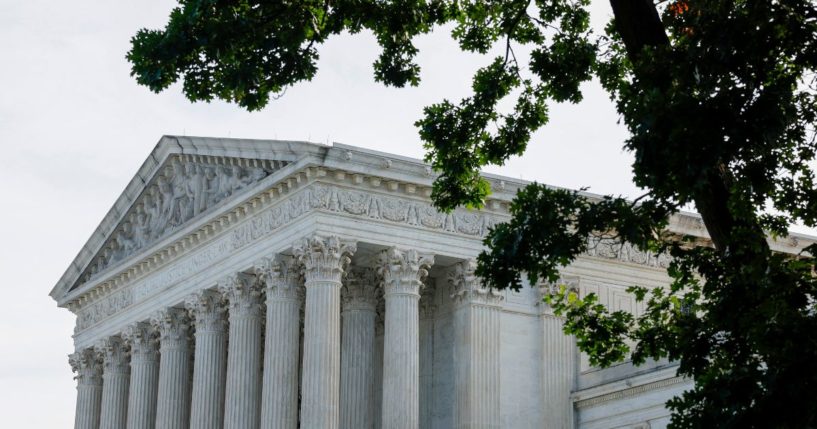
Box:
[129,1,817,427]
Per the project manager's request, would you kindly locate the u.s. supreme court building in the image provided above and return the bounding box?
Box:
[51,136,814,429]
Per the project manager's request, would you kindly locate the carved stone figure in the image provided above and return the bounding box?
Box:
[217,166,236,200]
[132,205,149,249]
[144,192,162,237]
[156,176,174,233]
[169,161,191,227]
[191,165,207,216]
[204,166,220,208]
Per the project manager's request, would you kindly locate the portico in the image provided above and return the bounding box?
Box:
[53,136,740,428]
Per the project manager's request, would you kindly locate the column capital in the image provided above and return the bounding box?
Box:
[293,235,356,284]
[185,289,228,332]
[69,348,102,386]
[342,267,379,311]
[537,275,580,315]
[95,336,130,375]
[378,247,434,297]
[122,321,158,361]
[255,255,304,301]
[448,259,504,307]
[150,307,191,345]
[219,272,264,318]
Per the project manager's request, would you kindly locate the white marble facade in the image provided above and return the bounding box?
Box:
[52,136,814,429]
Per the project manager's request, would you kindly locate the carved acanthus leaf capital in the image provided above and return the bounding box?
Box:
[537,275,580,314]
[255,255,303,301]
[342,267,379,311]
[378,247,434,297]
[293,235,356,284]
[69,348,102,386]
[151,307,192,347]
[95,335,130,374]
[448,259,503,307]
[219,272,263,318]
[122,322,158,360]
[185,289,228,331]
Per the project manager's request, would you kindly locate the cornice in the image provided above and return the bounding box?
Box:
[572,365,688,409]
[574,376,687,409]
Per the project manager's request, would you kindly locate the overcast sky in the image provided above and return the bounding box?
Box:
[0,2,644,426]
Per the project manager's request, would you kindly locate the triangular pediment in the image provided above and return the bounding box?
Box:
[52,136,330,300]
[78,154,283,285]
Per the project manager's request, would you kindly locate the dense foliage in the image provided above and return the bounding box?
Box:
[129,1,817,427]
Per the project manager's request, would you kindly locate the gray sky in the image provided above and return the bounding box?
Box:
[0,1,642,426]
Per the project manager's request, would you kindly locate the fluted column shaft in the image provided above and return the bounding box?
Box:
[450,260,503,429]
[153,308,192,429]
[340,268,378,429]
[379,248,434,429]
[295,235,356,429]
[221,273,264,429]
[258,256,303,429]
[302,282,342,426]
[98,336,130,429]
[124,322,159,429]
[70,349,103,429]
[186,290,228,429]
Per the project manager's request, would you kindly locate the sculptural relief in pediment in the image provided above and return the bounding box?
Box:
[78,155,288,285]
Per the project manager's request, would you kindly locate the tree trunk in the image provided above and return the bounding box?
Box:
[608,0,749,253]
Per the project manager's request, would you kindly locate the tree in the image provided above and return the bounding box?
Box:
[128,1,817,427]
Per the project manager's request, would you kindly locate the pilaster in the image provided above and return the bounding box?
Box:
[220,272,264,429]
[256,255,303,429]
[449,259,503,429]
[538,277,578,429]
[185,289,228,429]
[122,322,159,429]
[295,235,356,429]
[70,348,103,429]
[152,307,192,429]
[96,336,130,429]
[378,247,434,429]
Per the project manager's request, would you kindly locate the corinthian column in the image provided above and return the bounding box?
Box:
[539,278,578,429]
[152,307,192,429]
[70,348,103,429]
[256,255,303,429]
[294,235,356,429]
[97,336,130,429]
[378,247,434,429]
[340,267,378,429]
[220,273,264,429]
[185,290,228,429]
[449,259,504,429]
[123,322,159,429]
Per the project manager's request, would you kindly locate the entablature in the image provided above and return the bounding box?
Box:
[64,162,513,335]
